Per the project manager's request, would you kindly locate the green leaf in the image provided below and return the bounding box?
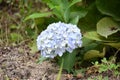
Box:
[104,43,120,49]
[60,0,69,22]
[53,7,64,21]
[63,8,70,23]
[82,37,95,47]
[96,0,120,21]
[43,0,70,22]
[69,0,82,8]
[24,12,52,21]
[10,33,23,42]
[43,0,62,9]
[70,8,88,24]
[42,0,83,22]
[82,42,98,53]
[79,3,103,32]
[84,47,105,60]
[97,17,119,38]
[59,50,77,73]
[84,31,107,41]
[70,15,79,25]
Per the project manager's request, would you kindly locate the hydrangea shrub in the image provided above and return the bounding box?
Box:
[37,22,82,58]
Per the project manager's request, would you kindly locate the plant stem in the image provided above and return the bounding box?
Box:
[57,58,64,80]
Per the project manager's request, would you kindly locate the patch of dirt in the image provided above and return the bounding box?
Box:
[0,45,67,80]
[0,44,120,80]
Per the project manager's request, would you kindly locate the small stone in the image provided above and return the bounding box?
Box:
[77,73,83,79]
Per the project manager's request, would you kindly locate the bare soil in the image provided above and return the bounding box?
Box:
[0,44,66,80]
[0,44,120,80]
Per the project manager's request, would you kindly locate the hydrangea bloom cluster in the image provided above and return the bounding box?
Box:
[37,22,82,58]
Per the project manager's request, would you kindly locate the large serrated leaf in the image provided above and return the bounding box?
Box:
[97,17,119,38]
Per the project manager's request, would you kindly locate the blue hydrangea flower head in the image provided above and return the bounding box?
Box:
[37,22,82,58]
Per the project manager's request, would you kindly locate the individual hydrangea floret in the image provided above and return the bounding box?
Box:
[37,22,82,58]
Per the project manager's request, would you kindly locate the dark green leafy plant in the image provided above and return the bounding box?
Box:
[81,0,120,62]
[96,0,120,21]
[25,0,88,73]
[24,0,120,74]
[25,0,88,24]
